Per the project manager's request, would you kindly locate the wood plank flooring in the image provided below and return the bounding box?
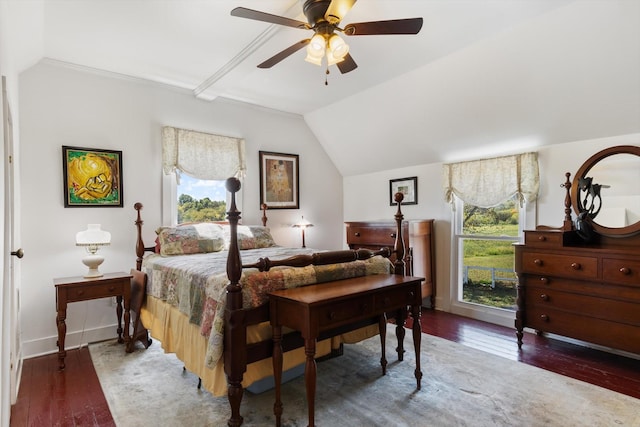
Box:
[10,310,639,426]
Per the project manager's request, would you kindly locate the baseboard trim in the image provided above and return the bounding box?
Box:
[21,324,121,359]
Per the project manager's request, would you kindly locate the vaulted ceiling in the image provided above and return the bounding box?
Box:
[8,0,640,175]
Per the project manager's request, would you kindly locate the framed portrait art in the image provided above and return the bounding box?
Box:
[62,146,123,207]
[259,151,299,209]
[389,176,418,206]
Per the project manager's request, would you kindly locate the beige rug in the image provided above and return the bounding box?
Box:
[90,325,639,427]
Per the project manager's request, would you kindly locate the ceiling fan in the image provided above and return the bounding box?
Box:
[231,0,423,74]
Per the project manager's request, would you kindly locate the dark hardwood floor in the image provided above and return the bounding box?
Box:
[10,310,640,426]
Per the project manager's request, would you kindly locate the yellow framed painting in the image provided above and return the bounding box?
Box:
[62,146,123,207]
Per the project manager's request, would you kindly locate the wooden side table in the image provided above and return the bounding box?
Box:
[269,274,423,427]
[54,271,133,369]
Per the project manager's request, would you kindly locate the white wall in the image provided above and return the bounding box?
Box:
[18,61,343,358]
[344,133,640,311]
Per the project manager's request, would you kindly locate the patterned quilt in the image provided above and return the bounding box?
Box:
[141,247,393,369]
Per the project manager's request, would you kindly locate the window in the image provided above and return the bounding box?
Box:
[176,175,227,224]
[161,126,245,225]
[454,196,522,310]
[443,152,539,325]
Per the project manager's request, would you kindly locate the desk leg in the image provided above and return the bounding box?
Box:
[56,307,67,370]
[116,295,124,343]
[272,325,283,427]
[378,313,388,375]
[304,338,317,427]
[411,304,423,390]
[395,307,407,361]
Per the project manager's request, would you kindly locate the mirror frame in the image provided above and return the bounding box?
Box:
[571,145,640,237]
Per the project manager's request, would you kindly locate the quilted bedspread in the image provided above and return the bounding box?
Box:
[141,247,393,369]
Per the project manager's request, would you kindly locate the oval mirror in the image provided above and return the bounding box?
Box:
[571,145,640,237]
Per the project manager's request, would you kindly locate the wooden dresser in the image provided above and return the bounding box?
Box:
[514,230,640,354]
[515,146,640,356]
[345,220,435,308]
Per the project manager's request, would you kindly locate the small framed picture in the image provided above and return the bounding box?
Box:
[390,176,417,206]
[259,151,299,209]
[62,146,123,207]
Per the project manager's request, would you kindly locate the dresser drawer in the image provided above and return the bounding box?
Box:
[602,258,640,287]
[317,296,374,329]
[523,275,640,303]
[521,252,598,279]
[525,306,640,354]
[524,231,564,248]
[524,287,640,325]
[346,225,399,247]
[65,282,125,303]
[373,285,421,312]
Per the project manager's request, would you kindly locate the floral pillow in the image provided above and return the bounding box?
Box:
[221,225,278,250]
[157,223,225,256]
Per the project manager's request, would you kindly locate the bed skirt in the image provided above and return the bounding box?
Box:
[140,295,378,397]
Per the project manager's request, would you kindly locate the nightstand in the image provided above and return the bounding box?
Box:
[54,271,133,369]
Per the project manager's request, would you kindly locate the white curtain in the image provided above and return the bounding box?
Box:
[162,126,246,182]
[443,152,539,208]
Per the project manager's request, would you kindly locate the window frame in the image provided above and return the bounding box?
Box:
[449,195,536,327]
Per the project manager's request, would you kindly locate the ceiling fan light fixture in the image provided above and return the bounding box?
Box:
[326,48,344,66]
[328,34,349,59]
[309,33,326,53]
[304,50,323,66]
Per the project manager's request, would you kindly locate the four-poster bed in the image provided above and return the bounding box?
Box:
[133,177,419,426]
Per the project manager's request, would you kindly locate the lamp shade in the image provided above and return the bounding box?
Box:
[76,224,111,246]
[328,34,349,59]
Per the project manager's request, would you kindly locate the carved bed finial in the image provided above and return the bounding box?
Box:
[261,203,268,226]
[394,192,406,275]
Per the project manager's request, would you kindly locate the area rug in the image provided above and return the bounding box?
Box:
[89,325,639,427]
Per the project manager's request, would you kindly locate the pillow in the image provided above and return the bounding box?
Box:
[157,223,225,256]
[221,224,278,250]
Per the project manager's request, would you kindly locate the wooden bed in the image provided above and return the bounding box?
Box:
[133,177,412,427]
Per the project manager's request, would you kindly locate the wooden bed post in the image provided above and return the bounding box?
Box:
[261,203,268,227]
[134,203,145,271]
[393,192,406,276]
[223,177,247,427]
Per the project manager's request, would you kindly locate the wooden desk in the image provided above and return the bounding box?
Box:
[269,274,423,427]
[54,271,133,369]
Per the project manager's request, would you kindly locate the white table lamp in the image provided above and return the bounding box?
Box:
[292,216,314,248]
[76,224,111,278]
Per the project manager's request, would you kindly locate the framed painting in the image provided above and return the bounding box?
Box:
[390,176,418,206]
[259,151,299,209]
[62,146,123,207]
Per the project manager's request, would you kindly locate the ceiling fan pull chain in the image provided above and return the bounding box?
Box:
[325,66,330,86]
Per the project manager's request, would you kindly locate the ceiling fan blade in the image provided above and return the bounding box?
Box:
[257,39,311,69]
[343,18,423,35]
[336,53,357,74]
[231,7,310,29]
[325,0,357,24]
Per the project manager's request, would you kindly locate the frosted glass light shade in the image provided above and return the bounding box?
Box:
[328,34,349,59]
[76,224,111,278]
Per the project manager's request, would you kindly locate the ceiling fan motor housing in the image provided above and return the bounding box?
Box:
[302,0,333,25]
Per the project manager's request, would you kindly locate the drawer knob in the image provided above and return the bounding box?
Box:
[540,314,549,322]
[354,232,360,237]
[620,267,631,275]
[533,259,543,266]
[408,291,415,298]
[571,262,581,270]
[360,303,368,313]
[328,311,336,320]
[383,297,391,305]
[539,277,549,285]
[77,290,84,296]
[390,233,396,238]
[540,294,549,301]
[108,286,115,291]
[538,236,547,241]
